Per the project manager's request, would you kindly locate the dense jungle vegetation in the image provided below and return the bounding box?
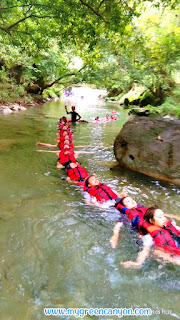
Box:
[0,0,179,117]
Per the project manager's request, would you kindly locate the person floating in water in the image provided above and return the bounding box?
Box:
[120,206,180,267]
[65,161,89,183]
[110,194,180,266]
[65,106,81,123]
[105,114,111,121]
[82,174,125,209]
[94,116,100,122]
[110,191,147,248]
[111,114,118,121]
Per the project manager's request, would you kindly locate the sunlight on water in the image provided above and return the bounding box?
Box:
[0,92,179,320]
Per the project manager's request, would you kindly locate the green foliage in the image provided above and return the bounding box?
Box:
[0,66,9,82]
[43,88,58,98]
[0,0,179,114]
[24,94,33,105]
[87,3,180,108]
[0,80,24,103]
[0,0,140,49]
[0,63,25,103]
[158,88,180,119]
[128,85,180,119]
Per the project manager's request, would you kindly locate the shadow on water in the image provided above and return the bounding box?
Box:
[0,97,179,319]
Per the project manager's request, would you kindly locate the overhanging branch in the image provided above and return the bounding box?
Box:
[40,64,88,92]
[79,0,109,23]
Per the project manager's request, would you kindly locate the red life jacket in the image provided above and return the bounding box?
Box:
[66,164,89,181]
[84,183,118,203]
[58,123,64,129]
[59,147,74,155]
[59,152,76,165]
[138,218,180,255]
[116,204,147,220]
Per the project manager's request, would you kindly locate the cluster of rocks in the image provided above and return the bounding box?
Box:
[0,104,27,114]
[0,103,26,114]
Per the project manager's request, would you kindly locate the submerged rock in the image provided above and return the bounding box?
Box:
[114,117,180,184]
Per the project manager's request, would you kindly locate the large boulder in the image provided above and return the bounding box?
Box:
[114,117,180,184]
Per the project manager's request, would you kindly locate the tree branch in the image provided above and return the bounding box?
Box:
[79,0,109,23]
[0,26,12,35]
[5,14,52,31]
[40,64,88,92]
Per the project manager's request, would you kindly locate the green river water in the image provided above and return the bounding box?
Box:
[0,96,179,320]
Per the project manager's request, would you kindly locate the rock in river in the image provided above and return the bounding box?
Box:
[114,117,180,184]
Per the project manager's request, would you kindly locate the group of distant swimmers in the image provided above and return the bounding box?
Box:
[94,112,118,123]
[36,106,180,268]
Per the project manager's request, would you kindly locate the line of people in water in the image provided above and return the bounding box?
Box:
[37,113,180,268]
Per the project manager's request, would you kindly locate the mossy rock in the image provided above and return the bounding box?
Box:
[128,107,150,116]
[119,85,146,104]
[119,84,156,107]
[107,88,123,97]
[139,90,155,107]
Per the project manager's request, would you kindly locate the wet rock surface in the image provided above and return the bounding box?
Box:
[0,104,27,114]
[114,117,180,184]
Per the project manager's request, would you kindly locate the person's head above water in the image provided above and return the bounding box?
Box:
[144,206,167,228]
[120,196,137,209]
[59,116,67,124]
[62,130,69,137]
[62,124,69,130]
[64,139,70,145]
[69,162,77,169]
[85,174,99,188]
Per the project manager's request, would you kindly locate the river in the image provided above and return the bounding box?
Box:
[0,95,180,320]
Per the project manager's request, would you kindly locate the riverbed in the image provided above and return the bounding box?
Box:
[0,97,180,319]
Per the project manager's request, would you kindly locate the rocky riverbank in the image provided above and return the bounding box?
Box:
[0,97,57,114]
[0,104,27,114]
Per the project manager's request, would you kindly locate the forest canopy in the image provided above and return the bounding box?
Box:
[0,0,179,116]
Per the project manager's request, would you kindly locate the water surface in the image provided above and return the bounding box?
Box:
[0,97,179,320]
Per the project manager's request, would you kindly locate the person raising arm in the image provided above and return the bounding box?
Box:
[65,106,81,123]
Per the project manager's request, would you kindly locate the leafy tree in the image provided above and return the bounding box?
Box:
[83,3,180,104]
[0,0,179,104]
